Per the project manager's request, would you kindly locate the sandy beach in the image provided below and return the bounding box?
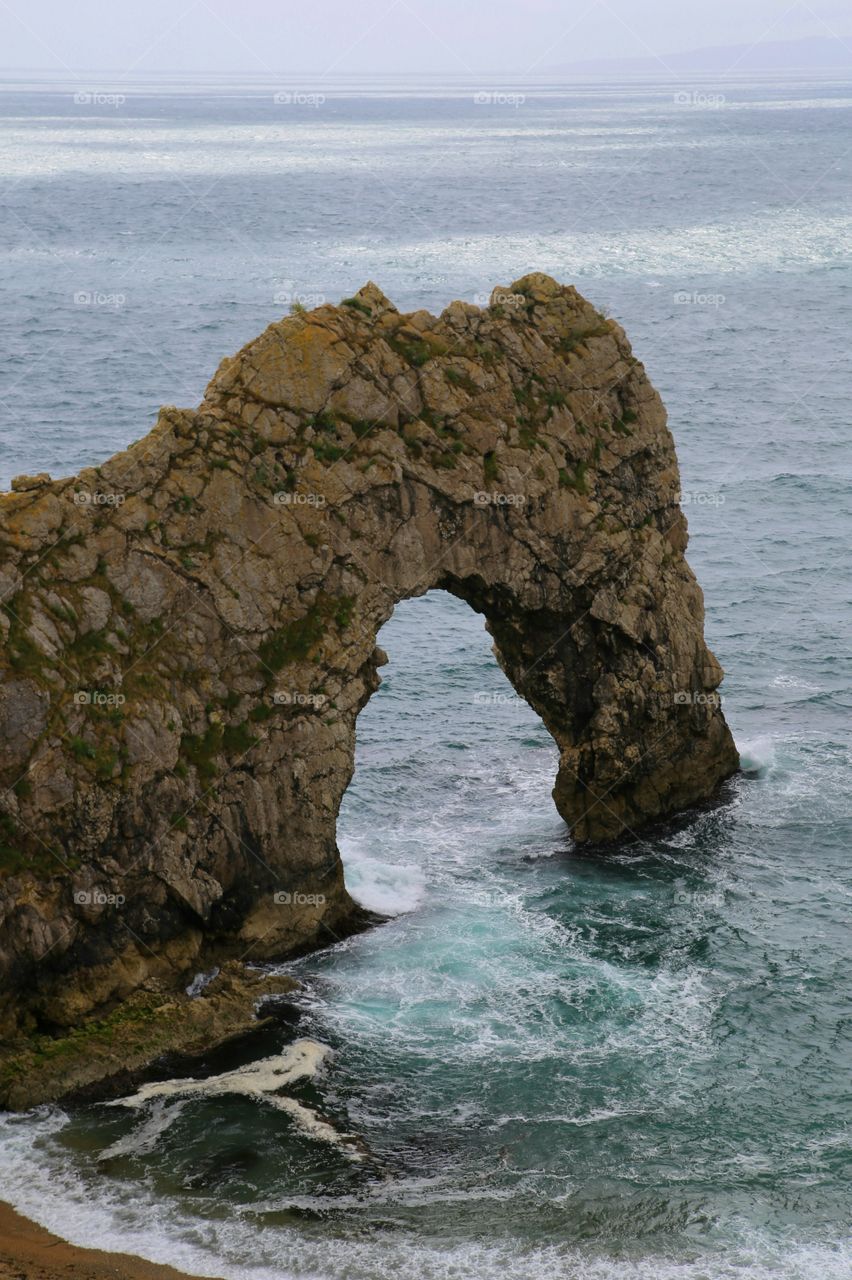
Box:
[0,1203,222,1280]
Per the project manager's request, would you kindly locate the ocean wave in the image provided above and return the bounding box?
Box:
[0,1121,849,1280]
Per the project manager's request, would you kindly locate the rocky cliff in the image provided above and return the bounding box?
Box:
[0,274,738,1041]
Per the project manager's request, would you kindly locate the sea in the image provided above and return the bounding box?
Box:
[0,72,850,1279]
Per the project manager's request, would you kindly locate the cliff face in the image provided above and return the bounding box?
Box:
[0,274,738,1036]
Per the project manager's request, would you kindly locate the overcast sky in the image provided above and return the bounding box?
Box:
[2,0,851,74]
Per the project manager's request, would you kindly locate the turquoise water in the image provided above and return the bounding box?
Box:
[0,75,850,1278]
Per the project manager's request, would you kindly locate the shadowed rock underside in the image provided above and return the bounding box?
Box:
[0,274,738,1039]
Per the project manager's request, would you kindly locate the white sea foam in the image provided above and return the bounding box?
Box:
[264,1094,362,1153]
[106,1039,365,1162]
[372,209,852,278]
[98,1098,189,1160]
[770,673,822,691]
[341,838,426,914]
[109,1038,331,1108]
[738,736,776,775]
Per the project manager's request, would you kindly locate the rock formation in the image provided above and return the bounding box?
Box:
[0,961,298,1110]
[0,274,738,1041]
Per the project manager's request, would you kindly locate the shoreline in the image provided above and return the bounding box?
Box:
[0,1201,223,1280]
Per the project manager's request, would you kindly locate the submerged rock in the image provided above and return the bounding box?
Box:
[0,274,738,1042]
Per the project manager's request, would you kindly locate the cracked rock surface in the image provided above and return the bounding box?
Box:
[0,274,738,1037]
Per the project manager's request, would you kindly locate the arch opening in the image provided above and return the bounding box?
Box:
[337,590,560,918]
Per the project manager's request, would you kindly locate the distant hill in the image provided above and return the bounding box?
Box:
[548,36,852,76]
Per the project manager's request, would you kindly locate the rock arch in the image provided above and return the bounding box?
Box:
[0,274,738,1033]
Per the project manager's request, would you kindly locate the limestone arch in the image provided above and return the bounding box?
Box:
[0,274,738,1030]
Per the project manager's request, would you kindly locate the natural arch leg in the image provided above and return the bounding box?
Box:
[442,561,736,844]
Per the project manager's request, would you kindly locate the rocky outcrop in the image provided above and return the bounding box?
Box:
[0,961,298,1110]
[0,274,738,1040]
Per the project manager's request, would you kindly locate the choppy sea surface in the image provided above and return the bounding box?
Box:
[0,74,850,1279]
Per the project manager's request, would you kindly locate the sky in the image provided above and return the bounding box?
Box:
[1,0,851,74]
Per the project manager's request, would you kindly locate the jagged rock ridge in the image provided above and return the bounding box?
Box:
[0,274,738,1037]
